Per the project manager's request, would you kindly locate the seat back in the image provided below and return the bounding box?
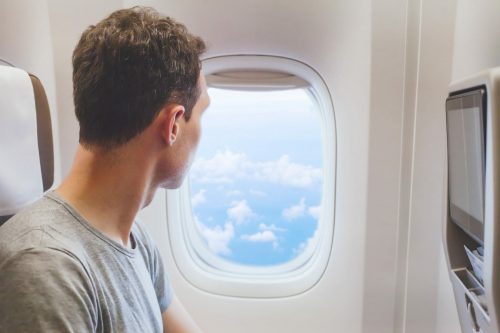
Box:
[0,64,54,225]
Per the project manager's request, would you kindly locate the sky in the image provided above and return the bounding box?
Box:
[189,87,323,266]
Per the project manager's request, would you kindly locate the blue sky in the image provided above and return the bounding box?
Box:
[189,87,323,266]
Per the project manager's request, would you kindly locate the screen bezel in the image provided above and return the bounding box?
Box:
[446,87,486,244]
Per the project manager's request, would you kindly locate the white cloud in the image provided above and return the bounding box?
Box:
[241,230,277,242]
[308,205,321,220]
[294,237,313,256]
[258,223,286,232]
[191,189,206,207]
[191,150,249,184]
[227,200,255,224]
[197,217,234,256]
[252,155,322,188]
[282,197,307,221]
[191,150,321,188]
[241,230,278,249]
[293,229,319,256]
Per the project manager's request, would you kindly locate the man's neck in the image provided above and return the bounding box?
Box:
[56,144,157,248]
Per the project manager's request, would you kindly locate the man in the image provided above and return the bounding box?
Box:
[0,7,208,333]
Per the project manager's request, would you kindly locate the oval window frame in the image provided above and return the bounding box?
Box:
[166,55,337,298]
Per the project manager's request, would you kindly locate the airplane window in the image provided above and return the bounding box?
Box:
[189,87,323,266]
[167,55,335,297]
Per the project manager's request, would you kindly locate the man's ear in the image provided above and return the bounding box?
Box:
[160,104,185,146]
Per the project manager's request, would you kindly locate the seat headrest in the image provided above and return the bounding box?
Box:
[0,65,53,224]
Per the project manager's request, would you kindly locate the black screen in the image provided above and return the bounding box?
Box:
[446,88,486,243]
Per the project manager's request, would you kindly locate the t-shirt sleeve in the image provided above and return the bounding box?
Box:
[133,221,175,313]
[151,241,175,313]
[0,248,98,333]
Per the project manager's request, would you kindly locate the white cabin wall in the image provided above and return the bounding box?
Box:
[130,0,372,332]
[451,0,500,80]
[0,0,61,184]
[396,0,460,333]
[393,0,422,330]
[361,1,461,332]
[362,0,407,331]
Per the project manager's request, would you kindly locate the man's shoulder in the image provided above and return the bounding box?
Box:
[0,245,99,332]
[0,193,87,261]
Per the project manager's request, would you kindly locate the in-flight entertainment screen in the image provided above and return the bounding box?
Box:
[446,88,486,243]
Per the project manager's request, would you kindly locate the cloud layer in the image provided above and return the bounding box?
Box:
[191,150,322,188]
[191,150,321,261]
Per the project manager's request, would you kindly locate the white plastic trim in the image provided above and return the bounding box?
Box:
[166,55,337,298]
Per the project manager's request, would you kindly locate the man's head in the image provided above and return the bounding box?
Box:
[72,7,206,150]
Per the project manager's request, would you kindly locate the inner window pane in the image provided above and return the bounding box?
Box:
[189,87,323,266]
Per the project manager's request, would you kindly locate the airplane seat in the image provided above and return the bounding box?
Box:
[0,64,54,226]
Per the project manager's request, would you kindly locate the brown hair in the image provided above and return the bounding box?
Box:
[72,7,206,149]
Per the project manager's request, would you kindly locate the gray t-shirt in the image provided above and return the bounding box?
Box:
[0,191,174,333]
